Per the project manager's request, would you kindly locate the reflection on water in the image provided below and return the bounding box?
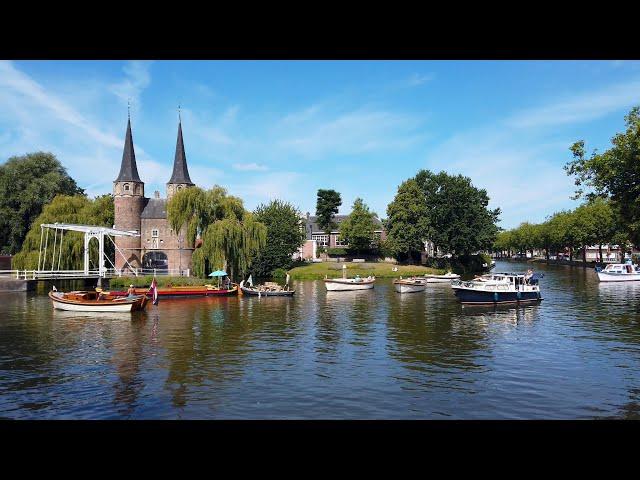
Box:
[2,260,640,419]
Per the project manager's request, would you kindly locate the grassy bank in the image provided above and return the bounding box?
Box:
[287,262,444,280]
[109,275,208,289]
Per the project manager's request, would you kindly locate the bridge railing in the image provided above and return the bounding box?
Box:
[0,268,191,279]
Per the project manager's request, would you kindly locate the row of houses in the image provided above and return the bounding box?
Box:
[495,245,640,262]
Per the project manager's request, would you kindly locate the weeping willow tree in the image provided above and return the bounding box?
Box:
[12,194,114,270]
[167,185,267,280]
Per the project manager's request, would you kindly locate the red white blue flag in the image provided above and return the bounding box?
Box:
[149,277,159,305]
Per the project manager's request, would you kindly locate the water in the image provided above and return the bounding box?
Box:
[2,260,640,419]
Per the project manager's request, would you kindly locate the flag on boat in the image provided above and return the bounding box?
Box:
[247,274,253,287]
[149,277,159,305]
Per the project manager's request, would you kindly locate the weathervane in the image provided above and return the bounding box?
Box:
[128,99,131,119]
[178,104,181,123]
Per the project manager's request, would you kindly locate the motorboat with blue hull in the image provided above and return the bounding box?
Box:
[451,272,543,305]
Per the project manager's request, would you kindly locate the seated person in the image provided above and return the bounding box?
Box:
[127,284,136,297]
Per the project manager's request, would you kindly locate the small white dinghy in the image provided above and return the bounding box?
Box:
[324,265,375,291]
[596,263,640,282]
[424,271,461,283]
[393,277,427,293]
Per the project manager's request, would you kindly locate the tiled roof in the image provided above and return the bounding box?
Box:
[140,198,167,219]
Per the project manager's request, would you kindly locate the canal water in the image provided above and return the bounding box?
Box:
[1,260,640,419]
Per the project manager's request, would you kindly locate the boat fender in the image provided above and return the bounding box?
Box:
[494,292,499,302]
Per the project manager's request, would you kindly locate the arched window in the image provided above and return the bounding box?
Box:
[142,251,168,271]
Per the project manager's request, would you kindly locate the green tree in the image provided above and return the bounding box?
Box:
[385,179,431,263]
[12,194,114,270]
[565,106,640,247]
[0,152,83,254]
[167,185,267,280]
[415,170,501,257]
[339,198,378,255]
[252,199,306,277]
[315,189,342,234]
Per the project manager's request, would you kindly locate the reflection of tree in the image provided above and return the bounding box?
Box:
[385,283,493,374]
[158,293,302,412]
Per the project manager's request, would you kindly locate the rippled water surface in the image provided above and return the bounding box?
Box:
[2,260,640,419]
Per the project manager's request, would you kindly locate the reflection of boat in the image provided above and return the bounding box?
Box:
[424,271,460,283]
[393,277,427,293]
[49,290,148,312]
[451,272,542,305]
[239,280,295,296]
[324,276,375,291]
[596,263,640,282]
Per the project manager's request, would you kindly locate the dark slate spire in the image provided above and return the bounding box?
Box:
[115,117,142,183]
[168,119,194,185]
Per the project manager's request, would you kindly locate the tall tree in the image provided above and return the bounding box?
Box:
[415,170,501,257]
[12,194,114,270]
[315,189,342,234]
[385,179,431,263]
[167,185,267,280]
[339,198,378,254]
[252,199,306,277]
[565,106,640,247]
[0,152,83,254]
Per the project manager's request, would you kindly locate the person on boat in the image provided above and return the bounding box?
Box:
[127,284,136,297]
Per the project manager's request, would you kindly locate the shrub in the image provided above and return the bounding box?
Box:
[327,247,348,256]
[271,267,288,278]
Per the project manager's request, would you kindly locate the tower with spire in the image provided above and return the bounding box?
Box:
[113,114,145,270]
[166,110,195,199]
[112,108,196,275]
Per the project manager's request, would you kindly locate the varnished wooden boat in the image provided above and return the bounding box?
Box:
[239,280,295,296]
[110,284,238,297]
[49,290,149,313]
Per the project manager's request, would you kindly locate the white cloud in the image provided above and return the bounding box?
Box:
[407,73,434,87]
[108,61,152,111]
[507,78,640,129]
[232,162,268,171]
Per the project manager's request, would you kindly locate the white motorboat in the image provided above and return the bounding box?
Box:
[424,271,461,283]
[596,263,640,282]
[393,277,427,293]
[324,276,375,291]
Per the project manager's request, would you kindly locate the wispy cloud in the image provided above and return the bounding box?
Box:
[407,73,434,87]
[108,61,152,111]
[232,162,268,171]
[507,78,640,129]
[276,107,424,157]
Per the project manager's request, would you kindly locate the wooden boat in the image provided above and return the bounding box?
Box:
[450,272,542,305]
[239,280,295,297]
[324,276,375,291]
[596,263,640,282]
[110,284,238,297]
[393,277,427,293]
[49,290,149,313]
[424,271,461,283]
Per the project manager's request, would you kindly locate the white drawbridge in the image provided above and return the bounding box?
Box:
[31,223,140,279]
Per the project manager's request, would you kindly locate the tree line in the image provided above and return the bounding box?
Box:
[495,105,640,263]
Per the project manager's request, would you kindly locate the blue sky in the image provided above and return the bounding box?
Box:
[1,60,640,229]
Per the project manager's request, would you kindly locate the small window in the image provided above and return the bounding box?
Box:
[124,184,130,191]
[152,229,159,238]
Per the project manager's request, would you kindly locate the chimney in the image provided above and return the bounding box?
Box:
[154,190,160,199]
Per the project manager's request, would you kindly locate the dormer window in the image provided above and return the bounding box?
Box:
[124,184,130,192]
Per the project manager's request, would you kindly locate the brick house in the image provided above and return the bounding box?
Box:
[113,116,195,275]
[294,213,386,260]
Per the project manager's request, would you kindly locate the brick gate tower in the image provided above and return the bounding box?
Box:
[113,116,144,271]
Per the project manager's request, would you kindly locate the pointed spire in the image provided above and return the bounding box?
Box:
[168,115,194,185]
[115,116,142,183]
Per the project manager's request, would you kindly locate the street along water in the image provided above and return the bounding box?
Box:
[2,260,640,419]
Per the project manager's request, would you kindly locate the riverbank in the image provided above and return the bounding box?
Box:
[109,276,208,289]
[500,257,599,268]
[287,262,443,280]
